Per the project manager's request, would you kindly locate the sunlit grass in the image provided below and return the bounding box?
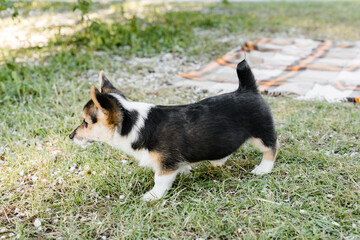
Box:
[1,1,360,239]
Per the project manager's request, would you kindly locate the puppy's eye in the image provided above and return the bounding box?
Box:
[82,120,88,128]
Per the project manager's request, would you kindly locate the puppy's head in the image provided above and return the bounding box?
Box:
[69,72,123,147]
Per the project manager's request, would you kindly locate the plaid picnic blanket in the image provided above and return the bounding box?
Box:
[177,38,360,103]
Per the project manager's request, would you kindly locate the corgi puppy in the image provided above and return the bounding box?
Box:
[69,60,279,201]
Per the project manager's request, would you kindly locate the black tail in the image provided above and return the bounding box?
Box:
[236,60,258,91]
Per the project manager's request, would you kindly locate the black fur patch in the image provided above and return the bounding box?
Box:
[83,100,97,124]
[120,109,138,136]
[91,114,97,124]
[237,60,258,91]
[83,99,94,110]
[131,108,165,150]
[101,75,117,90]
[96,94,114,111]
[101,77,127,99]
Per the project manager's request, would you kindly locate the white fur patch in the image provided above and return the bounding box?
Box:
[251,159,274,175]
[179,165,192,175]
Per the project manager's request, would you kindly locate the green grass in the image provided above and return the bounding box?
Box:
[50,1,360,57]
[1,1,360,239]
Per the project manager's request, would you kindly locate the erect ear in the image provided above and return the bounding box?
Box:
[91,86,111,115]
[99,71,116,93]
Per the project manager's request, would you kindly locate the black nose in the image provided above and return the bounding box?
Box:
[69,131,75,140]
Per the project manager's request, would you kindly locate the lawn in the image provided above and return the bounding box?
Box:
[0,1,360,239]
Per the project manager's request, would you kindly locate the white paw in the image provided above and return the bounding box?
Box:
[211,162,224,167]
[141,191,160,201]
[211,157,228,167]
[251,165,271,175]
[251,160,274,175]
[179,165,192,175]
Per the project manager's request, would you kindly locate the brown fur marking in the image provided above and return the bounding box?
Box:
[90,86,104,113]
[264,150,276,162]
[149,151,176,175]
[90,86,122,128]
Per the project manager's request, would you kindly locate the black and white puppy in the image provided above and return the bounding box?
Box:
[69,60,279,201]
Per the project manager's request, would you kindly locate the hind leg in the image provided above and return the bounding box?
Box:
[248,138,279,175]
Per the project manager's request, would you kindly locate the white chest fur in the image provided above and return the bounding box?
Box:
[108,94,156,170]
[110,133,156,169]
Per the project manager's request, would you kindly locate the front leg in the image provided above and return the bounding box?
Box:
[142,170,178,201]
